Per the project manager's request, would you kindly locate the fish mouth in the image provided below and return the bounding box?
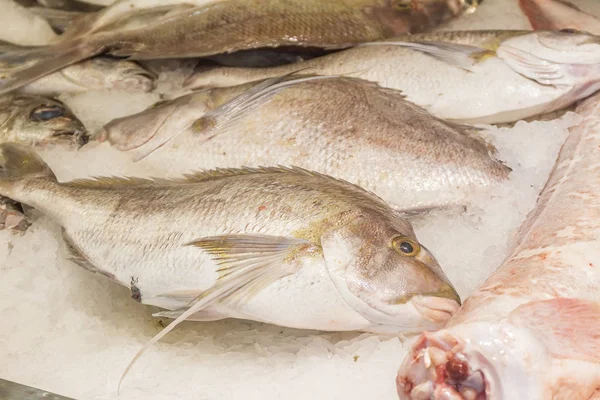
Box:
[411,296,460,324]
[116,69,157,92]
[48,128,89,148]
[397,331,492,400]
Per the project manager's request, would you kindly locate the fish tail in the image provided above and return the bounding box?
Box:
[0,40,102,95]
[0,143,56,190]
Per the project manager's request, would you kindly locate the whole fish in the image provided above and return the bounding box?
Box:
[98,75,510,213]
[0,0,59,45]
[0,143,462,384]
[0,94,87,147]
[184,29,600,124]
[0,0,478,95]
[396,92,600,400]
[519,0,600,35]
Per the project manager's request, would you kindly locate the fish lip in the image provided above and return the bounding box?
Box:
[411,296,460,323]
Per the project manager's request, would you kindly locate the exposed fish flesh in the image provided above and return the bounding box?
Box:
[519,0,600,35]
[185,29,600,124]
[0,0,477,94]
[396,92,600,400]
[98,75,510,212]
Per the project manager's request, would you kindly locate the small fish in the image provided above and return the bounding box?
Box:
[396,92,600,400]
[0,94,88,147]
[0,143,460,386]
[184,29,600,124]
[519,0,600,34]
[0,0,478,94]
[98,75,510,213]
[9,56,157,95]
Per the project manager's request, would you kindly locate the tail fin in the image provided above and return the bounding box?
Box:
[0,40,102,95]
[0,143,56,182]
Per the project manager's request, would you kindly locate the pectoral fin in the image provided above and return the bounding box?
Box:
[190,72,338,139]
[497,45,566,85]
[118,234,315,392]
[358,41,493,72]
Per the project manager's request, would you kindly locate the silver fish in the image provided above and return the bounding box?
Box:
[0,0,478,94]
[98,75,510,213]
[0,143,461,386]
[184,29,600,124]
[396,92,600,400]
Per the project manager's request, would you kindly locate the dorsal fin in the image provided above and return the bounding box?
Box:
[66,176,169,188]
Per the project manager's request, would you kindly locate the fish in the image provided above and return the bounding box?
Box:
[395,92,600,400]
[6,56,157,95]
[97,75,511,213]
[0,0,478,94]
[519,0,600,35]
[0,0,60,45]
[184,29,600,124]
[0,143,461,385]
[0,94,88,147]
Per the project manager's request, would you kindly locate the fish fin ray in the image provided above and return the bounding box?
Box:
[358,41,492,72]
[152,308,226,321]
[62,229,116,280]
[508,298,600,363]
[117,234,311,392]
[496,45,566,85]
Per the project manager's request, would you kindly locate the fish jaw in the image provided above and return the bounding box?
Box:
[397,322,549,400]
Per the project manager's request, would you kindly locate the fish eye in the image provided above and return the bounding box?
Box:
[393,0,413,11]
[30,105,64,121]
[391,236,421,257]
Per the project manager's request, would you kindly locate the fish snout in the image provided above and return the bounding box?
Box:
[115,69,157,92]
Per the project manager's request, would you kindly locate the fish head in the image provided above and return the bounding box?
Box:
[321,213,460,333]
[367,0,481,34]
[0,95,88,148]
[62,57,157,92]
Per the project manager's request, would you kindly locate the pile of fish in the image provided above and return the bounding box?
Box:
[2,0,600,398]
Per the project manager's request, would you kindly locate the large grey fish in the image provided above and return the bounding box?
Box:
[396,91,600,400]
[0,0,479,94]
[184,29,600,124]
[0,94,87,146]
[98,75,510,213]
[0,143,461,386]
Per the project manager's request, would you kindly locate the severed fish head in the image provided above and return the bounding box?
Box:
[321,213,460,334]
[363,0,482,35]
[0,94,88,148]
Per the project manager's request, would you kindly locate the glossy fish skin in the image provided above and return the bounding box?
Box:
[0,143,460,335]
[16,57,156,95]
[185,30,600,124]
[396,93,600,400]
[0,0,477,95]
[99,76,510,212]
[0,94,87,147]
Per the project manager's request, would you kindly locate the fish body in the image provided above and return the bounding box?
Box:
[519,0,600,34]
[15,57,156,95]
[0,143,460,334]
[0,94,87,147]
[0,0,475,94]
[185,30,600,124]
[100,76,510,212]
[396,92,600,399]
